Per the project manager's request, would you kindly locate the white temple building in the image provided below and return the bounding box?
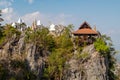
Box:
[17,18,23,24]
[11,18,27,31]
[49,24,56,31]
[12,22,16,28]
[37,20,41,26]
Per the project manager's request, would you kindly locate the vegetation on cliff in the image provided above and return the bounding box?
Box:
[94,35,117,80]
[0,14,118,80]
[44,25,74,80]
[0,24,21,48]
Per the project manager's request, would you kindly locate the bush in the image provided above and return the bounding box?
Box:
[94,38,109,56]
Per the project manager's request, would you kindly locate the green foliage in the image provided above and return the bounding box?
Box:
[55,26,73,49]
[94,38,109,56]
[0,24,21,46]
[44,50,65,78]
[25,27,48,43]
[0,59,37,80]
[43,24,74,80]
[94,35,117,80]
[0,10,4,26]
[13,61,37,80]
[76,46,83,54]
[9,77,16,80]
[44,48,72,80]
[4,24,21,38]
[76,52,89,59]
[47,35,56,52]
[25,27,55,52]
[23,71,37,80]
[0,64,9,80]
[10,60,26,69]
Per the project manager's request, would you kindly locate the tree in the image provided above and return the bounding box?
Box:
[44,48,72,80]
[44,25,74,80]
[0,10,4,26]
[0,10,4,46]
[0,24,21,47]
[25,27,56,55]
[55,24,74,49]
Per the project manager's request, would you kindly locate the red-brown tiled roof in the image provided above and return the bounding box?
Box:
[73,28,98,35]
[79,21,91,29]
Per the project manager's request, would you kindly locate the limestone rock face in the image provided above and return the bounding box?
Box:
[0,32,110,80]
[64,45,108,80]
[115,63,120,79]
[0,33,45,79]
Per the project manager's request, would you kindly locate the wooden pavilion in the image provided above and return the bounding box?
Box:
[73,21,98,45]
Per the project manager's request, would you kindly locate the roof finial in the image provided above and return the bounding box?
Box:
[93,25,97,31]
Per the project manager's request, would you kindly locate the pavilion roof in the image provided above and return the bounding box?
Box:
[73,28,98,35]
[73,21,98,35]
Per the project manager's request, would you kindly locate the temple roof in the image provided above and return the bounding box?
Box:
[73,21,98,35]
[73,28,98,35]
[79,21,91,29]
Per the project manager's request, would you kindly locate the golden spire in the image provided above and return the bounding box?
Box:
[31,20,37,30]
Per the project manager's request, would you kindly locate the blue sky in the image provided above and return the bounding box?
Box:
[0,0,120,60]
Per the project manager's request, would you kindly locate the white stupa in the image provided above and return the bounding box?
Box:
[12,22,16,28]
[37,20,41,26]
[49,24,56,31]
[17,18,22,24]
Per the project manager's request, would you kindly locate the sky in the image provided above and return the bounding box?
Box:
[0,0,120,60]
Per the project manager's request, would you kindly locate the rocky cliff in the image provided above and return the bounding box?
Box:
[0,30,116,80]
[0,32,46,79]
[64,45,108,80]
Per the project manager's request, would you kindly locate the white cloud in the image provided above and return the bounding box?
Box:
[53,13,72,25]
[2,9,73,26]
[0,0,12,7]
[2,7,19,24]
[27,0,34,4]
[2,7,13,14]
[22,11,41,25]
[21,11,72,26]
